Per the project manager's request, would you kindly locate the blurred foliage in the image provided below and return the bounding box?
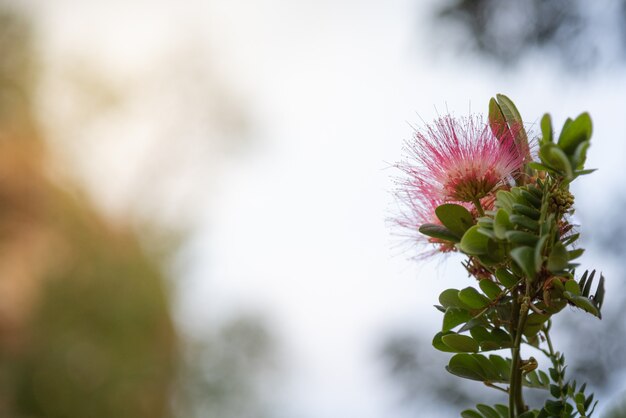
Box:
[0,4,275,418]
[604,392,626,418]
[0,142,177,417]
[174,316,277,418]
[433,0,626,70]
[0,5,37,138]
[0,18,178,407]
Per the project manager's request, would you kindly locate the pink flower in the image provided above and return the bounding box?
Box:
[400,115,524,204]
[393,114,524,256]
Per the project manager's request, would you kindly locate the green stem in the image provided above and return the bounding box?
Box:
[509,291,530,417]
[543,325,566,404]
[472,198,485,216]
[509,289,519,418]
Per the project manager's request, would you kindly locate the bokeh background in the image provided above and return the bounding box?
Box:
[0,0,625,417]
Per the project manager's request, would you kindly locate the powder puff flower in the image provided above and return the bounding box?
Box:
[400,114,525,207]
[393,114,525,256]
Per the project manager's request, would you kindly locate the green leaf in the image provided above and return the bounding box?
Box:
[558,112,592,155]
[539,143,573,179]
[479,280,502,300]
[494,209,512,240]
[446,353,485,380]
[568,248,584,260]
[527,162,554,173]
[458,287,491,309]
[476,404,500,418]
[505,230,538,246]
[513,203,540,220]
[572,140,590,170]
[489,97,508,139]
[519,190,542,208]
[540,113,552,144]
[488,355,510,381]
[524,313,550,338]
[595,274,605,310]
[547,242,569,272]
[563,292,600,317]
[435,203,474,236]
[496,94,530,160]
[495,190,515,212]
[442,307,472,332]
[439,288,467,308]
[461,411,482,418]
[418,223,460,242]
[459,225,490,255]
[511,246,536,279]
[564,279,580,295]
[441,334,479,352]
[494,404,509,417]
[432,331,457,352]
[518,411,539,418]
[509,214,539,232]
[495,268,518,287]
[534,235,549,273]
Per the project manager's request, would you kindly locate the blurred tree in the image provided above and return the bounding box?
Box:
[0,4,278,418]
[173,316,277,418]
[431,0,626,70]
[0,5,178,414]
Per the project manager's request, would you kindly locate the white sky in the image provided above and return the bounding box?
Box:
[25,0,626,416]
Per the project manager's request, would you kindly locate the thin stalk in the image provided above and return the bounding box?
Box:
[485,382,509,394]
[472,198,485,216]
[509,288,519,418]
[543,325,566,404]
[512,302,529,414]
[509,290,530,417]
